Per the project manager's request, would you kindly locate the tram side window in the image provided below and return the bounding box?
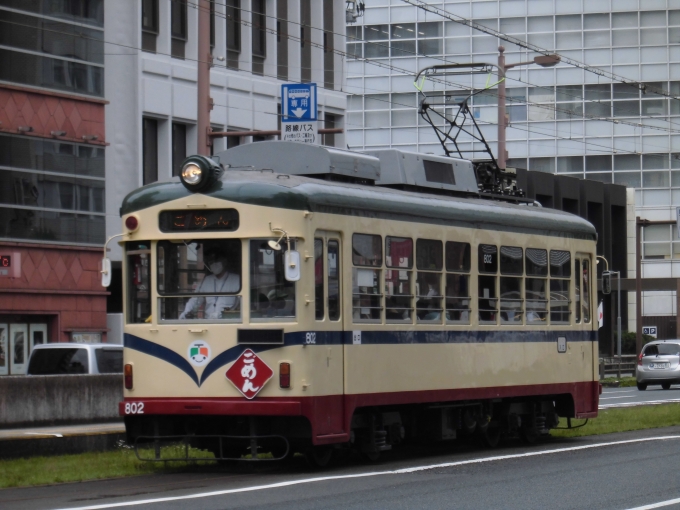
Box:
[127,242,151,324]
[445,241,471,324]
[478,244,498,324]
[314,239,324,320]
[352,234,382,322]
[500,246,523,324]
[328,240,340,321]
[157,240,241,321]
[550,250,571,324]
[574,259,581,323]
[250,239,297,319]
[385,236,413,322]
[582,259,591,323]
[416,239,443,323]
[525,248,548,324]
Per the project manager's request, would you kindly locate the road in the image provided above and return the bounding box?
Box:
[4,427,680,510]
[600,385,680,409]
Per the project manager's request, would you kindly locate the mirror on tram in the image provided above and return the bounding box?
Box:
[285,251,301,282]
[101,257,112,287]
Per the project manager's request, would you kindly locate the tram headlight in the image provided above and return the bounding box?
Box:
[179,155,223,192]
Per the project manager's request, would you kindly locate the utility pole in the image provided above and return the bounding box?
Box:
[197,0,212,156]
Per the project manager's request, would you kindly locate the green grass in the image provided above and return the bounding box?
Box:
[3,404,680,489]
[601,376,637,388]
[551,403,680,438]
[0,444,216,489]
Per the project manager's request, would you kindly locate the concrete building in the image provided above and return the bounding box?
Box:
[0,0,108,374]
[104,1,348,336]
[345,0,680,334]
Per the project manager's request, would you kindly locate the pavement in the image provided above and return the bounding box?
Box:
[0,422,125,460]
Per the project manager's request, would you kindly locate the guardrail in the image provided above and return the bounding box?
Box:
[599,355,637,379]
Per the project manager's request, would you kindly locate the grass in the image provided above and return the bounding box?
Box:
[551,403,680,438]
[601,376,638,388]
[2,404,680,489]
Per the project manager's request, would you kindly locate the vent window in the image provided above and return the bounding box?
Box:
[423,160,455,185]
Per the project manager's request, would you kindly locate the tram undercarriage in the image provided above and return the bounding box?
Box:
[124,393,573,466]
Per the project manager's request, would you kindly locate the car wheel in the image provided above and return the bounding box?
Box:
[637,382,647,391]
[662,383,672,390]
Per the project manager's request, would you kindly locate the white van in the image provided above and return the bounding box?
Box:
[27,343,123,375]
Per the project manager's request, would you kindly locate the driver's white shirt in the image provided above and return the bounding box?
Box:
[183,272,240,318]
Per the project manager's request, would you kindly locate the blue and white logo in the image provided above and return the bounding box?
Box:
[281,83,317,122]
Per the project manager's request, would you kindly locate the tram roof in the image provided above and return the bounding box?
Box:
[121,170,597,240]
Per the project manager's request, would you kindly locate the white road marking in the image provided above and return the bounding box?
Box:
[600,398,680,409]
[625,496,680,509]
[23,432,64,438]
[600,396,638,400]
[54,435,680,510]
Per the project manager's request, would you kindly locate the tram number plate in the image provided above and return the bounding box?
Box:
[649,363,670,369]
[124,402,145,414]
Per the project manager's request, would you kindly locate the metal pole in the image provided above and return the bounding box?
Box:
[497,46,507,170]
[197,0,211,156]
[616,271,621,357]
[636,217,643,355]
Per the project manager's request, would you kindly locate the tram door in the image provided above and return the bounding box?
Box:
[313,233,345,436]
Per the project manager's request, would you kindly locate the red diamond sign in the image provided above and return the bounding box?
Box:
[225,349,274,399]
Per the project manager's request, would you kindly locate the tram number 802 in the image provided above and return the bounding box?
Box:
[124,402,145,414]
[305,332,316,344]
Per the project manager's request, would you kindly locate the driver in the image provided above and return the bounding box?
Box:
[179,247,240,320]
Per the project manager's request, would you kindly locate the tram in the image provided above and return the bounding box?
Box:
[110,141,599,465]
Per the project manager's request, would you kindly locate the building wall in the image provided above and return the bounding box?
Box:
[105,0,348,261]
[346,0,680,322]
[0,0,108,371]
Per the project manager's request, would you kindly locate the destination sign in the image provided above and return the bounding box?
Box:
[159,209,239,232]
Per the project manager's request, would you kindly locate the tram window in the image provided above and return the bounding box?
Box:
[500,246,523,275]
[478,275,497,324]
[352,233,382,266]
[445,273,470,323]
[445,241,470,272]
[500,277,522,324]
[126,242,151,324]
[550,251,571,324]
[478,244,498,273]
[417,239,443,270]
[250,239,297,319]
[328,240,340,321]
[574,259,581,323]
[385,236,413,322]
[582,259,591,323]
[157,240,242,322]
[526,248,548,276]
[314,239,324,320]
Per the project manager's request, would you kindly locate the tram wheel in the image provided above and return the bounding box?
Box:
[519,424,539,444]
[479,423,501,448]
[305,446,333,468]
[361,450,381,463]
[662,383,672,390]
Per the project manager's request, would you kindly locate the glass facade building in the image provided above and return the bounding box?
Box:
[346,1,680,265]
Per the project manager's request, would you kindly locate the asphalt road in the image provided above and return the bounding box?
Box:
[600,385,680,408]
[5,427,680,510]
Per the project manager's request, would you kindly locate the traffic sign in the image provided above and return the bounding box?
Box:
[225,349,273,399]
[642,326,658,338]
[281,83,317,122]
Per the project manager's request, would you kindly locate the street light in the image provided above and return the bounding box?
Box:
[497,46,560,169]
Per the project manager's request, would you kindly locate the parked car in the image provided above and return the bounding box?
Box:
[27,343,123,375]
[636,340,680,390]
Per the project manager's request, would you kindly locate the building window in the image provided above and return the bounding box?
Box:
[251,0,266,76]
[210,0,215,49]
[171,0,187,59]
[172,123,187,177]
[141,0,158,53]
[323,113,337,147]
[323,0,334,90]
[300,0,311,82]
[277,0,288,81]
[226,0,241,70]
[142,118,158,185]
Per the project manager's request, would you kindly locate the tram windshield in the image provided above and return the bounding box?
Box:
[157,240,242,321]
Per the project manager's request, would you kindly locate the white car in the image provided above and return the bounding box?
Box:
[27,343,123,375]
[636,340,680,391]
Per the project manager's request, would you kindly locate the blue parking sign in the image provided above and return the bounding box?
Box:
[281,83,317,122]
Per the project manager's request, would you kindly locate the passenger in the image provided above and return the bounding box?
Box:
[179,247,240,320]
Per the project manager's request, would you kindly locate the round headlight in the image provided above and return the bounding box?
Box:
[178,155,223,192]
[181,163,203,184]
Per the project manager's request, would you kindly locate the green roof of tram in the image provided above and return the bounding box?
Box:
[121,170,597,240]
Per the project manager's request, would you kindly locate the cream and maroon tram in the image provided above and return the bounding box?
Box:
[115,141,599,464]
